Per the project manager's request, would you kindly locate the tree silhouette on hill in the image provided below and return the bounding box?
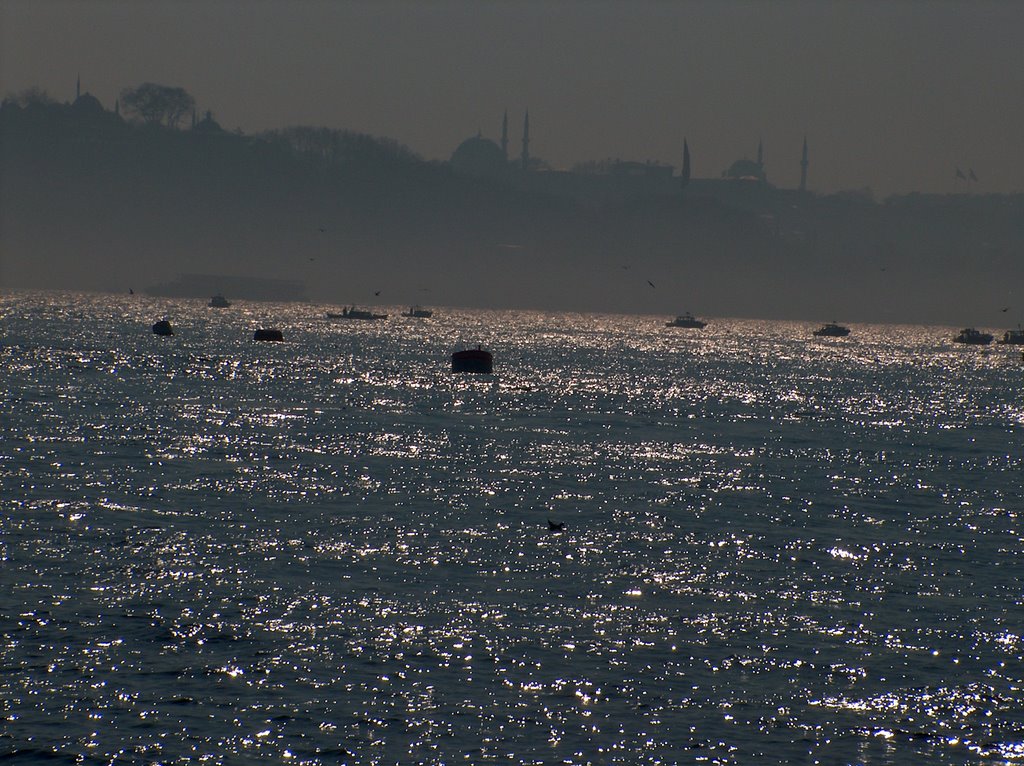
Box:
[120,83,195,128]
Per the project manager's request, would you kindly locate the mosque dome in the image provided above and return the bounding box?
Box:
[450,134,507,178]
[71,92,105,115]
[723,158,766,182]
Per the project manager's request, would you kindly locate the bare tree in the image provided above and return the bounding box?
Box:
[120,83,195,128]
[3,87,55,108]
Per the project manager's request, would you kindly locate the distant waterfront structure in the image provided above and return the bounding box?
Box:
[449,110,531,179]
[723,140,767,182]
[450,131,508,178]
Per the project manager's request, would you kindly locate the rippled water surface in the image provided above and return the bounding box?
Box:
[2,291,1023,764]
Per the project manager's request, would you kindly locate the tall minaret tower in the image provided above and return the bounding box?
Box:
[799,136,808,192]
[680,138,691,190]
[501,110,509,160]
[521,110,530,171]
[757,138,763,168]
[76,74,81,100]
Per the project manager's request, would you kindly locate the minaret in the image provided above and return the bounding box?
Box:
[757,138,763,168]
[114,98,120,117]
[680,138,691,190]
[501,110,509,161]
[76,74,81,101]
[799,136,808,192]
[521,110,530,171]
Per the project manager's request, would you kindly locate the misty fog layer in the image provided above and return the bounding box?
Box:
[1,96,1021,326]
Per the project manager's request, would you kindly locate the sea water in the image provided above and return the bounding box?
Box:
[1,291,1022,765]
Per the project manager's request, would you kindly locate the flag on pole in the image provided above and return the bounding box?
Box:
[969,169,978,182]
[955,167,966,180]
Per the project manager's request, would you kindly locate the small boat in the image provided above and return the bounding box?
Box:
[402,306,433,318]
[954,328,993,345]
[152,319,174,336]
[327,306,388,320]
[452,345,493,374]
[209,294,231,308]
[997,326,1024,345]
[665,312,707,329]
[253,328,284,342]
[813,322,850,337]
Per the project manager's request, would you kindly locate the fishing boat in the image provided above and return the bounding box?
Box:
[402,306,433,318]
[954,328,993,345]
[208,294,231,308]
[665,312,707,329]
[327,306,388,320]
[813,322,850,337]
[997,326,1024,345]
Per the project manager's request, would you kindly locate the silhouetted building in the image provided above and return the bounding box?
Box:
[450,132,508,178]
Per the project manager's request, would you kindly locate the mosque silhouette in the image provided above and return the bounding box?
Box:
[449,111,810,204]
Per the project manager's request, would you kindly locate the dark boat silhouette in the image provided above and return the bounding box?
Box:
[813,322,850,337]
[402,306,433,318]
[665,312,707,328]
[327,306,388,320]
[152,319,174,336]
[208,294,231,308]
[452,346,493,374]
[253,328,284,342]
[997,326,1024,345]
[954,328,993,345]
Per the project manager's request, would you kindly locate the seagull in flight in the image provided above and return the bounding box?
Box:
[647,280,656,289]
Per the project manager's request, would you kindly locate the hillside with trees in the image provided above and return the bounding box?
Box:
[2,85,1022,323]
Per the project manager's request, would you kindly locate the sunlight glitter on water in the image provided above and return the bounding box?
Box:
[2,291,1023,764]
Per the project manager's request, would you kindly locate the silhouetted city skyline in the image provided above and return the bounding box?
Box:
[2,1,1021,197]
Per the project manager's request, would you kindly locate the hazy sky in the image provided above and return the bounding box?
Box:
[2,0,1022,196]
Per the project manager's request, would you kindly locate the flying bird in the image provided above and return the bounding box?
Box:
[547,519,565,532]
[647,280,656,289]
[1001,307,1009,312]
[374,290,381,296]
